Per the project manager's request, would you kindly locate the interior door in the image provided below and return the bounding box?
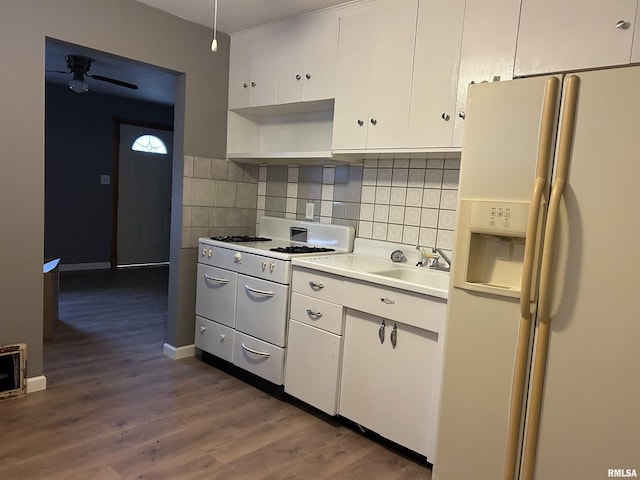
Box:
[117,124,172,265]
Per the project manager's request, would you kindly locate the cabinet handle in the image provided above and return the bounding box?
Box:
[306,73,311,80]
[458,111,466,120]
[306,309,323,318]
[244,285,275,297]
[390,323,398,349]
[220,334,226,341]
[370,118,378,125]
[241,343,271,358]
[378,319,386,344]
[357,119,364,127]
[308,281,325,289]
[616,20,630,29]
[242,82,248,88]
[251,81,256,87]
[200,326,206,333]
[204,274,230,284]
[296,74,301,80]
[441,112,450,121]
[380,297,395,305]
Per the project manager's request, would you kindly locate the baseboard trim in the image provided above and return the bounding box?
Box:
[59,262,111,272]
[163,343,195,360]
[26,375,47,393]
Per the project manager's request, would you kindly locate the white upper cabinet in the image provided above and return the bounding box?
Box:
[407,0,465,149]
[228,29,278,109]
[332,0,419,151]
[515,0,638,77]
[452,0,521,147]
[276,18,339,104]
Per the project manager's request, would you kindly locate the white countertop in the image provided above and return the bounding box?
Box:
[292,251,450,299]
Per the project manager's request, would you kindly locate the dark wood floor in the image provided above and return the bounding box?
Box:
[0,266,432,479]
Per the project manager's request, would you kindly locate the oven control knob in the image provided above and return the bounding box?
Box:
[269,262,276,272]
[261,261,267,271]
[201,248,206,257]
[208,249,213,258]
[234,252,242,262]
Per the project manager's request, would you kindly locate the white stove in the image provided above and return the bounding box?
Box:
[195,217,354,388]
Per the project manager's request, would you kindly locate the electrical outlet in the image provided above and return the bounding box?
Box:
[305,202,314,220]
[100,175,111,185]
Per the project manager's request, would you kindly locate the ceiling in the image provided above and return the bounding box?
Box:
[45,0,354,105]
[136,0,355,34]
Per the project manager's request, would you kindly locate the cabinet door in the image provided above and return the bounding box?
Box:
[277,18,339,105]
[276,22,307,104]
[228,35,252,109]
[332,11,373,150]
[452,0,520,147]
[383,320,438,457]
[339,310,387,431]
[250,29,278,107]
[302,18,339,102]
[285,320,342,415]
[515,0,637,77]
[333,0,418,150]
[408,0,465,148]
[366,0,418,149]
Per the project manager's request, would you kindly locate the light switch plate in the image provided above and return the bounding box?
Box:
[305,202,314,220]
[101,175,111,185]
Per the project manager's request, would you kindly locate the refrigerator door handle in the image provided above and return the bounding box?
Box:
[520,75,580,480]
[504,76,560,480]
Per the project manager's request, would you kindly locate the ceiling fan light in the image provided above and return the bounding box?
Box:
[69,78,89,93]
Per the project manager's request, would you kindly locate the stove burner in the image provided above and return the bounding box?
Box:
[210,235,272,243]
[269,246,336,254]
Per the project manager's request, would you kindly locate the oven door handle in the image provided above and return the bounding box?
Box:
[203,273,230,284]
[244,285,275,297]
[241,343,271,358]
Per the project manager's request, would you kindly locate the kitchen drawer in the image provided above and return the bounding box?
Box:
[234,331,285,385]
[344,278,446,333]
[292,266,344,304]
[194,316,234,363]
[285,319,342,415]
[290,292,344,335]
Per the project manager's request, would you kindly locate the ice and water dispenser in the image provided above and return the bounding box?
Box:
[453,200,540,299]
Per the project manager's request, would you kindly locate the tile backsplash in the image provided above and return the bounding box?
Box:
[257,153,460,254]
[182,156,259,247]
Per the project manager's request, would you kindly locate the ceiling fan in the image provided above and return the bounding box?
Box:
[49,55,139,93]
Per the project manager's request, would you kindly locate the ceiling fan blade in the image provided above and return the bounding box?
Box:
[89,74,139,90]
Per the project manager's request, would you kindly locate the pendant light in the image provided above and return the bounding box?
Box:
[211,0,218,52]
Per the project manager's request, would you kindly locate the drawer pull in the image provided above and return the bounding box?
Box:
[378,319,386,344]
[204,274,229,284]
[306,309,323,318]
[244,285,275,297]
[390,323,398,349]
[308,281,325,289]
[200,326,206,333]
[241,343,271,358]
[380,297,395,305]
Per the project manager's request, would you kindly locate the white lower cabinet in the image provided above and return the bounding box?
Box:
[339,309,439,459]
[284,320,342,415]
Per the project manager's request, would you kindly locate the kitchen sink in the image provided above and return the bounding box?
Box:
[372,267,448,287]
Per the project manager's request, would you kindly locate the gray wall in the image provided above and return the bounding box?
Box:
[0,0,229,378]
[45,82,175,264]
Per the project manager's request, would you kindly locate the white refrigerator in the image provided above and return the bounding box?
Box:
[433,66,640,480]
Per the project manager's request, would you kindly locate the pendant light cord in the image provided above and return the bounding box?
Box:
[211,0,218,52]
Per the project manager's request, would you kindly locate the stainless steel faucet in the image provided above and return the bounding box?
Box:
[416,246,451,272]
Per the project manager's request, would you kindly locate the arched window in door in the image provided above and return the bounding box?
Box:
[131,134,168,154]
